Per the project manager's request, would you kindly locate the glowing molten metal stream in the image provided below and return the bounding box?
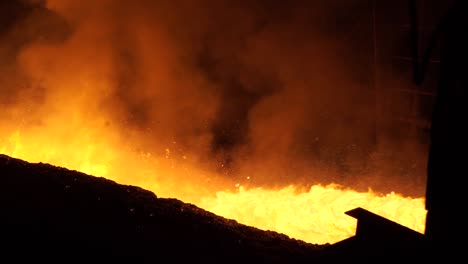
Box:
[1,126,426,245]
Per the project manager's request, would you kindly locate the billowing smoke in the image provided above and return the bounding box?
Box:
[1,0,428,197]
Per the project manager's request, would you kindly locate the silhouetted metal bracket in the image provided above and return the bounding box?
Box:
[345,207,424,242]
[322,207,428,260]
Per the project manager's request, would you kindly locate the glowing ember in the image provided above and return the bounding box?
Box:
[0,129,426,244]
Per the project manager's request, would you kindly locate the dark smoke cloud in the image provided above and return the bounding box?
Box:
[1,0,428,197]
[1,0,69,105]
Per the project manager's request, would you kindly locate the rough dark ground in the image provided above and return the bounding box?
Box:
[0,154,331,263]
[1,153,443,263]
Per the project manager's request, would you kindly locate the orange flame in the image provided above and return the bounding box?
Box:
[1,0,427,245]
[0,124,426,244]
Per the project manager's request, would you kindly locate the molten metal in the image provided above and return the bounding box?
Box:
[0,128,426,244]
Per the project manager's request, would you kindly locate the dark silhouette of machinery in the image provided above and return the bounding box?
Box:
[323,0,468,260]
[423,0,468,257]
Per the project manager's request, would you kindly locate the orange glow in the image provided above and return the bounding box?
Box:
[1,0,427,245]
[0,126,426,245]
[200,185,425,244]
